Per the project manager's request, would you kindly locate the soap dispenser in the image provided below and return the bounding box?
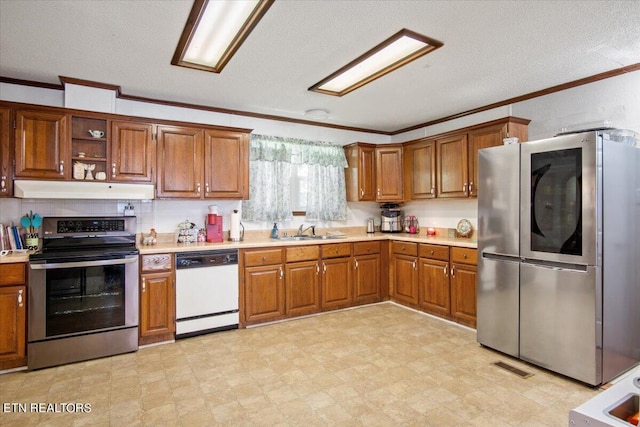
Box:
[271,223,279,239]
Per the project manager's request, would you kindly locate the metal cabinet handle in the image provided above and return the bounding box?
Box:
[1,176,6,192]
[451,266,455,277]
[279,266,284,279]
[18,289,23,307]
[462,183,467,194]
[354,259,359,269]
[112,163,117,178]
[430,187,434,195]
[377,189,381,196]
[360,188,364,197]
[469,182,474,195]
[413,260,417,270]
[59,160,64,175]
[316,263,320,275]
[205,183,210,194]
[443,265,448,276]
[196,183,201,195]
[142,277,146,292]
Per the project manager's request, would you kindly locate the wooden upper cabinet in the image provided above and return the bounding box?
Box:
[203,129,249,199]
[404,138,436,200]
[375,145,403,201]
[156,125,204,198]
[436,133,468,198]
[467,119,528,198]
[111,121,155,182]
[14,109,68,179]
[0,107,11,197]
[345,143,376,201]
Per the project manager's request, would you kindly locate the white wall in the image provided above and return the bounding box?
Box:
[2,70,640,236]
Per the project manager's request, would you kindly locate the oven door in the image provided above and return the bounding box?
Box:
[520,132,598,266]
[29,255,139,342]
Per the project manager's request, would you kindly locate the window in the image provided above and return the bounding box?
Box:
[242,135,347,222]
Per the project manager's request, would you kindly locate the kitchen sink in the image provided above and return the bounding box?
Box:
[277,235,346,241]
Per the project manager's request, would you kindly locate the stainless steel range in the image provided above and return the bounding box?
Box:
[28,216,139,370]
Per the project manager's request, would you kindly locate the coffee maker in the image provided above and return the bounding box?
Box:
[380,204,403,233]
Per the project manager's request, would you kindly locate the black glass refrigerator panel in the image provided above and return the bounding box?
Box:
[530,148,582,256]
[45,265,126,337]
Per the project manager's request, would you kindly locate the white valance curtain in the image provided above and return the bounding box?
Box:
[242,134,348,222]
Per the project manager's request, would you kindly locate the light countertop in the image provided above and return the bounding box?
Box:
[138,228,477,254]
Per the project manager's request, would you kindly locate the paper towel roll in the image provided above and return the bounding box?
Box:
[230,211,241,241]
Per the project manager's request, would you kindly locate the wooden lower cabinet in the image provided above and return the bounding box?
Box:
[450,247,478,328]
[0,263,27,370]
[391,242,419,305]
[139,254,175,345]
[320,243,352,310]
[244,264,285,323]
[241,242,385,327]
[241,248,286,326]
[418,257,450,318]
[286,260,321,316]
[352,242,380,304]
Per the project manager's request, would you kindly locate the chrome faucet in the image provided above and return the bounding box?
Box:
[297,224,316,237]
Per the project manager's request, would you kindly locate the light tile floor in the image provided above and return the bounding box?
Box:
[1,303,598,426]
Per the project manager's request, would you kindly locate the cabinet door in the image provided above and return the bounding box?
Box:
[392,254,418,305]
[156,125,204,198]
[450,262,477,327]
[0,107,12,197]
[359,145,377,201]
[405,139,436,200]
[418,258,450,317]
[286,260,321,316]
[353,254,381,304]
[0,285,26,362]
[15,110,68,179]
[321,257,352,310]
[203,130,249,199]
[139,272,175,342]
[376,146,403,201]
[345,144,376,202]
[111,121,155,182]
[467,123,506,198]
[436,134,468,198]
[244,264,285,323]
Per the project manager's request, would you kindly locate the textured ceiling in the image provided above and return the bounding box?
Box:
[1,1,639,133]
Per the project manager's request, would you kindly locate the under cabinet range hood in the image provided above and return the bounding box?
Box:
[14,180,155,200]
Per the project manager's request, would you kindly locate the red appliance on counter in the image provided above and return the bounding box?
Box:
[206,214,223,243]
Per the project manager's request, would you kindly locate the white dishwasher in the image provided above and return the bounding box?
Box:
[175,249,239,338]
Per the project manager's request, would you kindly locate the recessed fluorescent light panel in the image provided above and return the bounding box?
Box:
[172,0,274,73]
[309,29,443,97]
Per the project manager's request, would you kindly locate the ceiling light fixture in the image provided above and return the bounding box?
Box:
[304,109,330,121]
[172,0,274,73]
[309,29,443,97]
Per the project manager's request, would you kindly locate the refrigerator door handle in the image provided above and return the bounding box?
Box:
[521,258,588,272]
[481,252,521,263]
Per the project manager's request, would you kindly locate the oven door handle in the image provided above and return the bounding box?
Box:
[30,256,138,270]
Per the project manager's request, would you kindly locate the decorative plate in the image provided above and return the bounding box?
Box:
[456,219,472,237]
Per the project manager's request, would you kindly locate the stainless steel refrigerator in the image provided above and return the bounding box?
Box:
[477,129,640,386]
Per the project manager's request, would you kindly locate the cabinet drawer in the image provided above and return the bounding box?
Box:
[353,241,381,256]
[0,263,26,286]
[141,254,173,272]
[321,243,352,259]
[451,247,477,265]
[419,244,449,261]
[286,245,320,262]
[391,241,418,256]
[244,249,283,266]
